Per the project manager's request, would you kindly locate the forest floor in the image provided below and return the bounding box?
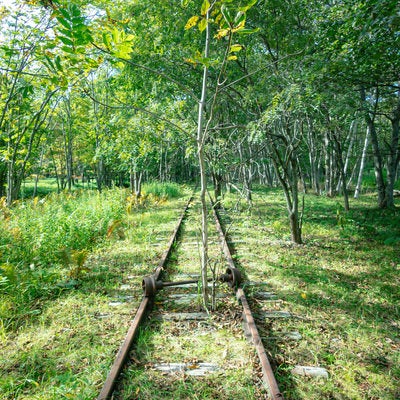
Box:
[0,185,399,399]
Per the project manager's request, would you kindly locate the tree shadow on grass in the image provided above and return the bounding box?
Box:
[268,260,400,391]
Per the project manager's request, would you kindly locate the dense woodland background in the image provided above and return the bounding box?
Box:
[1,0,399,225]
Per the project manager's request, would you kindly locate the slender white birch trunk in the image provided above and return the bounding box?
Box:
[196,7,211,307]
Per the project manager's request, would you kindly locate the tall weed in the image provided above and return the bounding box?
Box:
[0,189,127,330]
[2,190,126,266]
[143,181,182,199]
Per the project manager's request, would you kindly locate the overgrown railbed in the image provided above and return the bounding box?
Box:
[0,184,399,399]
[113,200,262,399]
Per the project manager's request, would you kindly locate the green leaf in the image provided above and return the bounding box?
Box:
[201,0,210,16]
[44,55,55,71]
[76,46,86,54]
[198,18,207,32]
[236,27,259,35]
[71,16,85,26]
[234,11,245,25]
[102,32,111,49]
[71,4,81,18]
[115,61,125,69]
[18,84,34,98]
[58,8,71,21]
[74,30,92,46]
[112,27,120,43]
[61,46,75,54]
[56,16,72,31]
[58,28,72,37]
[221,4,233,25]
[54,55,63,72]
[59,36,74,46]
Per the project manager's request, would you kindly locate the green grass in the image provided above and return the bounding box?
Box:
[19,178,98,199]
[19,178,61,198]
[222,187,400,399]
[1,185,399,399]
[117,368,260,400]
[142,181,183,199]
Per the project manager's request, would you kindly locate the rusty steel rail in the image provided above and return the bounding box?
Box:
[210,202,284,400]
[97,196,193,400]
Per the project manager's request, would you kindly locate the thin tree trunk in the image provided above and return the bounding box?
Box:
[338,148,350,211]
[211,171,223,206]
[196,6,211,307]
[94,130,105,191]
[386,109,400,208]
[135,171,143,197]
[6,155,15,206]
[159,142,163,182]
[361,87,387,207]
[289,156,303,244]
[368,114,386,207]
[332,131,350,211]
[266,127,303,244]
[0,163,6,198]
[346,157,359,189]
[65,129,73,191]
[337,119,357,194]
[324,130,332,196]
[306,117,320,194]
[238,142,253,207]
[354,126,370,199]
[33,146,45,198]
[164,143,169,181]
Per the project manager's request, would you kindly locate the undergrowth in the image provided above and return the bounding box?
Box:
[0,189,127,332]
[0,183,189,400]
[142,181,182,199]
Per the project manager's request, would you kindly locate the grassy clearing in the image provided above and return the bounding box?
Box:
[20,178,97,199]
[222,187,400,399]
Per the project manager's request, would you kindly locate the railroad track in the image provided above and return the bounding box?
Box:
[98,195,284,400]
